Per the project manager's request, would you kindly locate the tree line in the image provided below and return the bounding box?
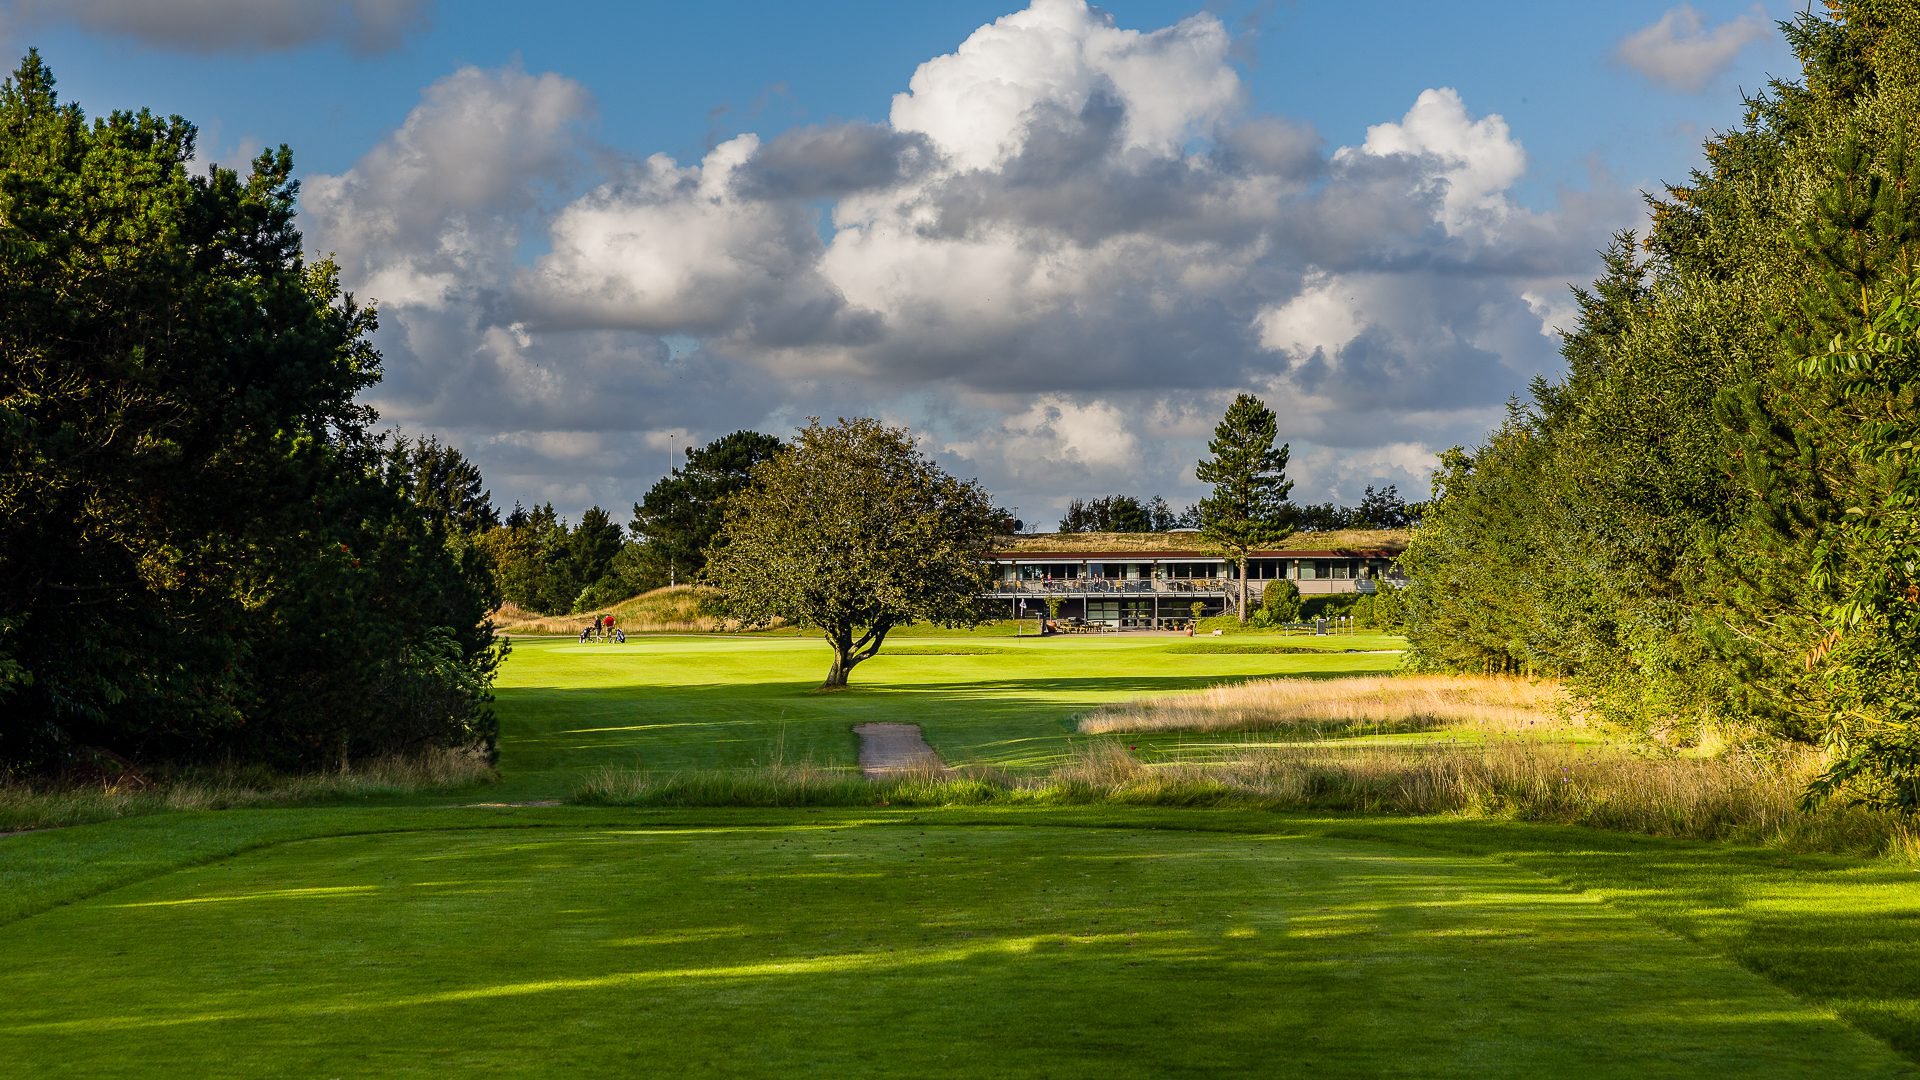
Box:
[0,53,498,775]
[1054,487,1416,534]
[1397,2,1920,811]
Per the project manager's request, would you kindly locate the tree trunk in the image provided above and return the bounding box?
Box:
[1238,558,1250,624]
[823,627,855,688]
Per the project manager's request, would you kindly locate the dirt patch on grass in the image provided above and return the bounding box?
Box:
[853,723,946,779]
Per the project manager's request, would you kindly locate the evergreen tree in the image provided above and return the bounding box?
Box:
[630,430,784,588]
[1195,394,1294,623]
[0,52,498,770]
[567,506,626,610]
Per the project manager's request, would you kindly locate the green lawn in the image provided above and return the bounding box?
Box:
[494,631,1406,798]
[3,630,1919,1076]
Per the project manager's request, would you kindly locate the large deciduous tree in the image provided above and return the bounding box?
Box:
[1195,394,1294,623]
[705,418,999,687]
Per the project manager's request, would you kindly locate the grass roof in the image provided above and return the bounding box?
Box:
[992,528,1410,554]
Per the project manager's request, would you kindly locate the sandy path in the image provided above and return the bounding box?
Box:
[853,723,946,779]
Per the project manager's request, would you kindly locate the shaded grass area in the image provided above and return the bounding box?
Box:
[490,634,1404,799]
[2,809,1913,1078]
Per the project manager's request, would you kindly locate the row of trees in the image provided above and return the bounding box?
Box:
[1397,2,1920,809]
[1054,485,1416,535]
[1057,494,1193,532]
[477,503,631,615]
[1288,486,1421,531]
[0,54,499,774]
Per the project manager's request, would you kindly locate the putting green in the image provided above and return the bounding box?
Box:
[1,818,1908,1078]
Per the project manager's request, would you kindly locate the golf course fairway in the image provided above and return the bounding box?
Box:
[3,814,1911,1078]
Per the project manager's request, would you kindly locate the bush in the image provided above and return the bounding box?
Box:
[1261,580,1302,622]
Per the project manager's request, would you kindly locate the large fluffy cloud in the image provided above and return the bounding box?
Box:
[306,0,1634,522]
[3,0,432,54]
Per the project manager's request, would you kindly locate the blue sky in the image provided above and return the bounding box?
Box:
[1,1,1808,523]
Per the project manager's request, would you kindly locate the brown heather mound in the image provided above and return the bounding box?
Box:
[994,528,1410,554]
[1079,674,1567,735]
[492,584,723,635]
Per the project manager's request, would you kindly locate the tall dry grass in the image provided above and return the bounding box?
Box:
[0,747,497,832]
[493,585,723,635]
[573,740,1916,858]
[1049,739,1832,840]
[1080,674,1570,737]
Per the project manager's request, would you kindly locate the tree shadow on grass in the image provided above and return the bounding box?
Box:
[1320,816,1920,1064]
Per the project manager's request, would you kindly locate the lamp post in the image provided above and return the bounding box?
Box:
[667,433,676,588]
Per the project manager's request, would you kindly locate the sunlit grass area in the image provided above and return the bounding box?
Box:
[3,813,1913,1078]
[490,632,1405,799]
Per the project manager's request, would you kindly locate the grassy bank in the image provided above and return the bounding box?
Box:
[492,584,723,634]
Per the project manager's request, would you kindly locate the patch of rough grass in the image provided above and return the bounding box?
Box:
[575,760,1013,808]
[1079,673,1568,737]
[575,741,1919,860]
[0,748,497,832]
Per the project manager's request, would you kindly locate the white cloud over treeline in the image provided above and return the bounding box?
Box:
[299,0,1637,520]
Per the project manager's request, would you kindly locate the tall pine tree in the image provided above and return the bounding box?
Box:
[1195,394,1294,623]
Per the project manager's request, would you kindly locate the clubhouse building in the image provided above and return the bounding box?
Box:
[984,530,1408,629]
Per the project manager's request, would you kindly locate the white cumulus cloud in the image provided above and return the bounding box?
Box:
[301,0,1637,522]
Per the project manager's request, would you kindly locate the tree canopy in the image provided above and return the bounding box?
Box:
[0,51,498,773]
[630,430,785,590]
[704,418,999,687]
[1396,2,1920,809]
[1057,494,1189,533]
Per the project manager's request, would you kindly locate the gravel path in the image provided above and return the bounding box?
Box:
[853,723,946,779]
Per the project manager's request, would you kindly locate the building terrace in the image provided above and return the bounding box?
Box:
[985,529,1410,628]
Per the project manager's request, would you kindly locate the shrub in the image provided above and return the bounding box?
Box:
[1261,580,1302,622]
